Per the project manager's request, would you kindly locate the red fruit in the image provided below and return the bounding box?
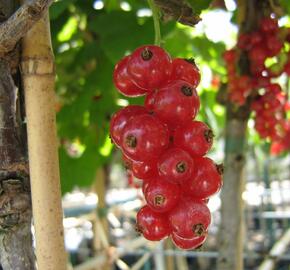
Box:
[132,159,158,179]
[249,46,267,65]
[121,114,169,161]
[250,32,263,46]
[237,33,252,50]
[127,45,172,90]
[143,178,181,213]
[267,83,282,94]
[122,154,133,170]
[136,206,171,241]
[148,80,200,129]
[260,17,279,33]
[169,198,211,239]
[181,157,223,199]
[113,55,147,96]
[171,232,206,250]
[110,105,147,147]
[173,121,214,157]
[144,90,157,111]
[158,148,194,182]
[265,35,283,56]
[223,49,236,63]
[171,58,201,88]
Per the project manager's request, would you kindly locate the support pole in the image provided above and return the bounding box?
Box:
[21,11,67,270]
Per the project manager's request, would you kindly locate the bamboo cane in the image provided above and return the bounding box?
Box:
[21,11,67,270]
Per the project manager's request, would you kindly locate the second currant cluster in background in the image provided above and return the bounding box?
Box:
[110,45,223,250]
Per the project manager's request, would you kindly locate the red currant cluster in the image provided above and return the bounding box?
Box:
[223,16,290,153]
[110,45,223,250]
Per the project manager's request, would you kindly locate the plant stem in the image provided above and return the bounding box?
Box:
[147,0,161,46]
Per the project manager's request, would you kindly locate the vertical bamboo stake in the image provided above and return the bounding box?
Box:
[21,12,67,270]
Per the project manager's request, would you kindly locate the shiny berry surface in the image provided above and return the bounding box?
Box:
[121,114,169,161]
[169,198,211,239]
[127,45,172,90]
[158,147,194,182]
[132,159,158,179]
[147,80,200,129]
[181,157,223,199]
[173,121,214,157]
[171,58,200,88]
[110,105,147,147]
[113,55,147,96]
[171,232,206,250]
[136,205,171,241]
[144,178,181,213]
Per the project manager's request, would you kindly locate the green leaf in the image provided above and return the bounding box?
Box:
[186,0,213,15]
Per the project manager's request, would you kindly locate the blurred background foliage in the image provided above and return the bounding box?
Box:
[50,0,290,193]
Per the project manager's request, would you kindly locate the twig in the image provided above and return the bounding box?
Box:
[0,0,54,55]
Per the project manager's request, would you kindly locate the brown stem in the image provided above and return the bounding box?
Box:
[0,0,54,55]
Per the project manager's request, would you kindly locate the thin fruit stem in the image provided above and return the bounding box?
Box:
[147,0,161,46]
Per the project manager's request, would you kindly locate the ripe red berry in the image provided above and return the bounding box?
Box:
[237,33,252,50]
[158,148,194,183]
[136,205,171,241]
[143,178,181,213]
[223,49,236,63]
[121,114,169,161]
[181,157,223,199]
[249,46,267,65]
[113,55,147,96]
[127,45,172,90]
[169,198,211,239]
[171,232,206,250]
[260,17,279,33]
[144,90,157,111]
[110,105,147,147]
[171,58,201,88]
[147,80,200,129]
[132,159,158,179]
[249,31,263,46]
[173,121,214,157]
[265,35,283,56]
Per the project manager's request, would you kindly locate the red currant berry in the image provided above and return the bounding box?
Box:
[147,80,200,129]
[249,32,263,46]
[223,49,236,63]
[249,46,267,65]
[121,114,169,161]
[169,198,211,239]
[260,17,279,33]
[266,35,283,56]
[127,45,172,90]
[144,90,157,111]
[171,232,206,250]
[132,159,158,179]
[237,33,252,50]
[113,55,147,96]
[173,121,214,157]
[158,148,194,183]
[110,105,147,147]
[136,205,171,241]
[171,58,201,88]
[181,157,223,199]
[143,178,181,213]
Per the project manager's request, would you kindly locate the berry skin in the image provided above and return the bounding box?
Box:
[127,45,172,90]
[113,55,147,96]
[147,80,200,129]
[171,58,201,88]
[158,147,194,183]
[132,159,158,179]
[110,105,147,147]
[136,205,171,241]
[169,198,211,239]
[249,46,267,65]
[143,178,181,213]
[121,114,169,161]
[144,90,157,111]
[173,121,214,157]
[181,157,223,199]
[171,232,206,250]
[265,35,283,56]
[237,33,252,50]
[259,17,279,33]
